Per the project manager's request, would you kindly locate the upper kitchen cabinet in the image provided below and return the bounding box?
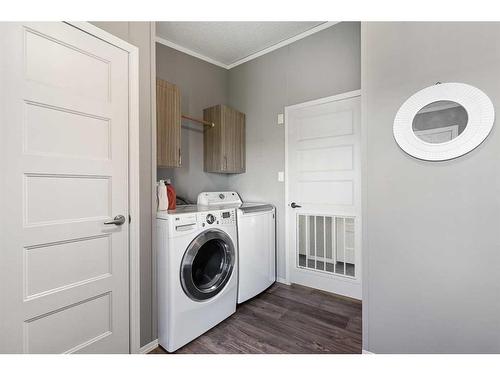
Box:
[203,104,246,174]
[156,79,181,168]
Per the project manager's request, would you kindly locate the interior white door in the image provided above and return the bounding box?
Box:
[286,92,361,299]
[0,22,130,353]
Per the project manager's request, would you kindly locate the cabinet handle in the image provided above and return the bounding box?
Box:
[224,155,227,171]
[178,148,181,166]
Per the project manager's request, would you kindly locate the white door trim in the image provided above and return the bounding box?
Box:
[150,21,158,344]
[65,22,141,354]
[284,90,361,284]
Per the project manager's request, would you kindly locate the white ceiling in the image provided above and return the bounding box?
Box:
[156,22,332,69]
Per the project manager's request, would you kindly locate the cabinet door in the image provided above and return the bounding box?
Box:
[203,105,224,172]
[203,104,245,173]
[222,106,246,173]
[233,110,246,172]
[156,79,181,167]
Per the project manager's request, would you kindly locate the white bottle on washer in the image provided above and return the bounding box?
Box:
[157,180,169,211]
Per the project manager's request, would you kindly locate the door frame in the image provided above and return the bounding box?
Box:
[66,22,141,354]
[284,90,362,285]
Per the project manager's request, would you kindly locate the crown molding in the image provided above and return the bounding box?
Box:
[226,21,338,69]
[155,35,229,69]
[155,21,339,70]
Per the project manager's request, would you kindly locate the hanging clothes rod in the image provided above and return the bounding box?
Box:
[181,114,215,128]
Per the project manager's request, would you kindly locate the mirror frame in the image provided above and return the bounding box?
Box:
[393,83,495,161]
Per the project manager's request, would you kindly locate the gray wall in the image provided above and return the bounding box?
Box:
[91,22,156,347]
[362,22,500,353]
[228,22,361,278]
[156,44,229,203]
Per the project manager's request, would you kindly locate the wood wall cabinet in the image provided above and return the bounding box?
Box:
[156,79,181,168]
[203,104,246,173]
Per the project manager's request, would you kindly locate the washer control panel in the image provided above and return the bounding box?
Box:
[199,209,236,227]
[219,210,236,225]
[206,213,216,224]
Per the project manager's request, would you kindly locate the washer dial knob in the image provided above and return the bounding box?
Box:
[206,214,216,224]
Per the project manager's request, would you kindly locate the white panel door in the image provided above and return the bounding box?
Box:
[0,23,130,353]
[286,92,361,299]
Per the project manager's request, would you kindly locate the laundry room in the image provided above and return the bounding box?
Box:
[153,21,362,353]
[6,7,500,366]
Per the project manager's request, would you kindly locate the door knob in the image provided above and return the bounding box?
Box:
[104,215,126,226]
[290,202,302,208]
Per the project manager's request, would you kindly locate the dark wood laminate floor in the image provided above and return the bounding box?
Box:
[150,283,362,354]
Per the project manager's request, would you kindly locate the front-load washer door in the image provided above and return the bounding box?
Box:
[180,229,235,301]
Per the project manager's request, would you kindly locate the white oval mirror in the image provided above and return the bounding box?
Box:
[394,83,494,161]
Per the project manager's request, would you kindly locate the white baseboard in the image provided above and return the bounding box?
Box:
[362,349,374,354]
[139,339,159,354]
[277,277,291,285]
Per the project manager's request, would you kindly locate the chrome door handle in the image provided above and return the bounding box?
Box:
[290,202,302,208]
[104,215,126,226]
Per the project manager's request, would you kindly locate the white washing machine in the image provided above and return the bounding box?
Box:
[157,205,238,352]
[197,192,276,303]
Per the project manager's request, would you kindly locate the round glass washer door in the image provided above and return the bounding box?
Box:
[180,229,235,301]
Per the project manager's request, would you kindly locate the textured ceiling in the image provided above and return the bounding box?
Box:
[156,22,325,66]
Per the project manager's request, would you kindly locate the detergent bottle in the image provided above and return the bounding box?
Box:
[166,179,176,210]
[157,180,168,211]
